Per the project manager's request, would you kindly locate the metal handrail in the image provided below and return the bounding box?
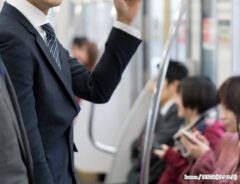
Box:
[139,0,188,184]
[88,103,117,155]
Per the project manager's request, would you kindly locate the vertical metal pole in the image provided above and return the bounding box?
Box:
[142,0,151,83]
[139,1,188,184]
[164,0,170,44]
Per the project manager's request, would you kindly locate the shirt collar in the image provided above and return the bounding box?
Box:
[160,99,175,116]
[7,0,49,28]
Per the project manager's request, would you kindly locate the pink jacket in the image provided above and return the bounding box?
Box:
[158,122,225,184]
[189,133,240,184]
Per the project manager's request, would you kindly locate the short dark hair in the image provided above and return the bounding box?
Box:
[166,61,188,84]
[177,76,217,114]
[218,76,240,117]
[72,37,88,48]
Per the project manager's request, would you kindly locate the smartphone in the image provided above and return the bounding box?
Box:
[180,130,197,144]
[153,144,163,150]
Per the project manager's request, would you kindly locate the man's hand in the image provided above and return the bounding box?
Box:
[114,0,141,25]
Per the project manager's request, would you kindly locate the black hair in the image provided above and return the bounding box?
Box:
[166,61,188,84]
[177,76,217,114]
[72,37,88,48]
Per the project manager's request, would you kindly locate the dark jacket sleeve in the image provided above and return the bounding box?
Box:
[69,28,141,103]
[0,31,54,184]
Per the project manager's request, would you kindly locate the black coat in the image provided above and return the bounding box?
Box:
[0,2,141,184]
[0,55,33,184]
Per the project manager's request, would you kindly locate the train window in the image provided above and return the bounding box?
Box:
[232,0,240,75]
[147,0,189,79]
[170,0,189,63]
[201,0,217,83]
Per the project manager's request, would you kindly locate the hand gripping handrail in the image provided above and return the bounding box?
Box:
[88,103,117,155]
[140,0,188,184]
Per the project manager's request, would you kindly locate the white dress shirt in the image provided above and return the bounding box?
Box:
[7,0,141,41]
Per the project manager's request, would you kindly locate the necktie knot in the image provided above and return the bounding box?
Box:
[41,23,56,39]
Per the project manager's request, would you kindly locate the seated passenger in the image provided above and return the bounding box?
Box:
[71,37,98,71]
[128,61,188,184]
[71,37,89,66]
[71,38,99,103]
[154,76,225,184]
[0,55,33,184]
[180,76,240,184]
[85,41,99,70]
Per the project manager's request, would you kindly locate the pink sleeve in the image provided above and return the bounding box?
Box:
[191,150,217,175]
[164,148,188,170]
[189,150,218,184]
[158,148,189,184]
[203,124,224,151]
[188,133,239,184]
[189,150,239,184]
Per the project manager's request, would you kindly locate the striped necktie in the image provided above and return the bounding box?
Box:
[41,23,61,70]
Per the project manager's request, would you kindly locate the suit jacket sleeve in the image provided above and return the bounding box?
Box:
[69,28,141,103]
[0,31,54,184]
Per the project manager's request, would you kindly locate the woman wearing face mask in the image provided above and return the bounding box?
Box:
[180,76,240,184]
[154,76,225,184]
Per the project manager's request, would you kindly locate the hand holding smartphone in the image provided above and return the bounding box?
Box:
[179,129,210,159]
[180,129,197,144]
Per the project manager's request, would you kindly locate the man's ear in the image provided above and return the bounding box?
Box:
[171,80,180,91]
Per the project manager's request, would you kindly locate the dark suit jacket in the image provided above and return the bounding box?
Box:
[128,104,184,184]
[0,55,33,184]
[154,104,185,147]
[0,3,141,184]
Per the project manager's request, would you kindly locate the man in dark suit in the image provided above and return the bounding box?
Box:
[0,55,33,184]
[0,0,141,183]
[128,61,188,184]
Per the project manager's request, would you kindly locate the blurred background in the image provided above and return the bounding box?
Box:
[0,0,240,183]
